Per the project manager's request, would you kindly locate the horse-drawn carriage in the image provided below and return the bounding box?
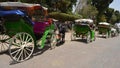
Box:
[0,10,57,62]
[71,19,96,43]
[98,22,111,38]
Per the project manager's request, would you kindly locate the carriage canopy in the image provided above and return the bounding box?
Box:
[75,19,93,24]
[99,22,110,26]
[0,2,48,16]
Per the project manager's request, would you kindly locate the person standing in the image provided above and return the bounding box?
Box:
[59,23,66,43]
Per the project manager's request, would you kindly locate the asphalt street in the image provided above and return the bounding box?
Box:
[0,33,120,68]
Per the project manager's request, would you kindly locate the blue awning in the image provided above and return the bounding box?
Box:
[0,10,24,16]
[0,10,34,25]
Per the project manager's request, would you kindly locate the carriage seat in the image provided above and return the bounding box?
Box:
[33,22,49,35]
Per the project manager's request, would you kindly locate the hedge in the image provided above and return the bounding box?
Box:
[49,12,81,21]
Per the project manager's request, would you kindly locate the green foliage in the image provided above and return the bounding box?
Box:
[111,13,117,24]
[91,0,113,24]
[99,14,107,22]
[49,12,80,21]
[114,10,120,23]
[15,0,76,13]
[92,0,113,12]
[80,4,98,18]
[104,9,120,24]
[104,8,114,23]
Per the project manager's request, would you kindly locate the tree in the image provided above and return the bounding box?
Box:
[22,0,77,13]
[114,10,120,23]
[104,8,114,23]
[48,0,77,13]
[77,0,98,25]
[111,13,117,24]
[91,0,113,24]
[80,4,98,19]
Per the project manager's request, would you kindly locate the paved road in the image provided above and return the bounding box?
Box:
[0,33,120,68]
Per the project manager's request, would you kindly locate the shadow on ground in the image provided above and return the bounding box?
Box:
[71,39,88,44]
[0,43,65,65]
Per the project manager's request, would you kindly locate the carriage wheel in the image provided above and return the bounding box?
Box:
[0,34,10,53]
[9,32,34,62]
[109,31,111,38]
[93,35,96,41]
[93,32,96,41]
[50,33,57,49]
[106,32,109,38]
[71,30,76,41]
[115,31,119,36]
[86,32,91,43]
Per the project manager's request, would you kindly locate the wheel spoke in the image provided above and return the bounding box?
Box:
[17,49,23,61]
[19,34,23,45]
[25,47,32,52]
[2,43,5,51]
[21,50,24,61]
[13,49,21,59]
[5,43,9,48]
[2,35,5,39]
[11,48,21,55]
[12,42,21,47]
[27,38,32,43]
[22,33,25,42]
[24,48,30,56]
[23,49,27,58]
[11,39,20,47]
[25,42,34,47]
[25,35,29,42]
[4,35,7,39]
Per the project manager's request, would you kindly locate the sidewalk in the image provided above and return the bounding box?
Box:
[65,32,71,41]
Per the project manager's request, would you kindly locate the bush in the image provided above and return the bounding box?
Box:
[49,12,81,21]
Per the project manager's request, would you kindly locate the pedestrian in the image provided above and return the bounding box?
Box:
[59,23,66,43]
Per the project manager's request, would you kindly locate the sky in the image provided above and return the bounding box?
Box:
[109,0,120,11]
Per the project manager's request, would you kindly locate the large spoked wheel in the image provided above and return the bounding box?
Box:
[50,33,57,49]
[0,34,10,53]
[71,30,76,41]
[9,32,34,62]
[86,32,91,43]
